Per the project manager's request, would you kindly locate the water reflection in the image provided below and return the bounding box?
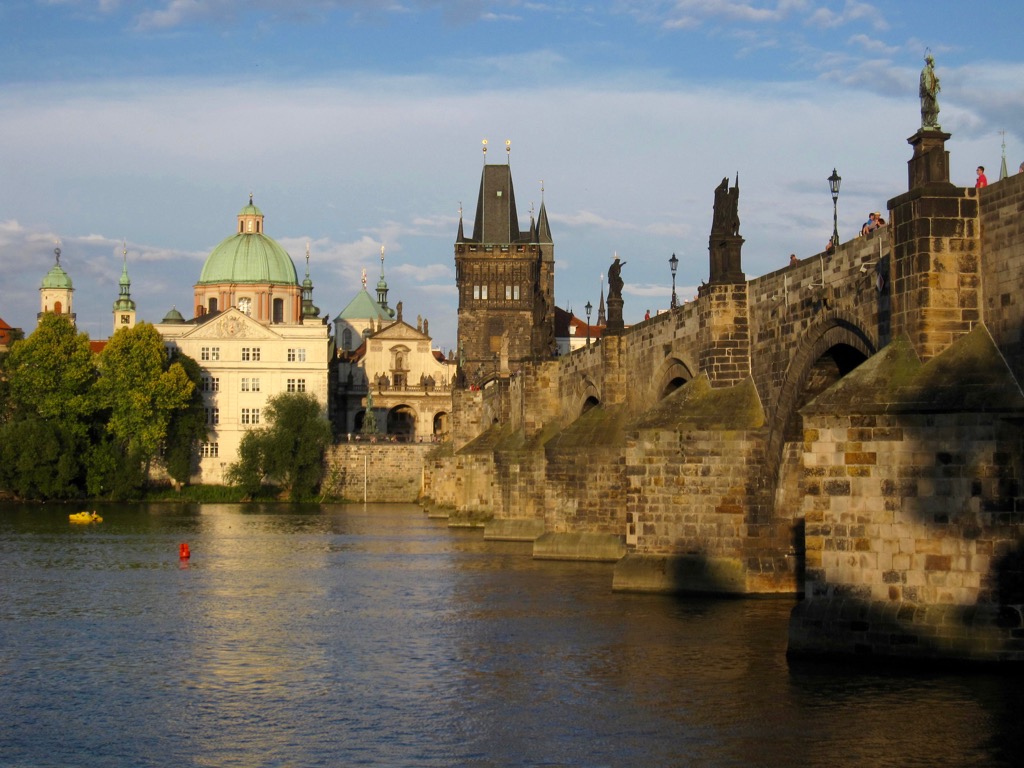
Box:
[0,502,1020,767]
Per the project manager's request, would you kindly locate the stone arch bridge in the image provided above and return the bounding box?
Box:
[423,130,1024,662]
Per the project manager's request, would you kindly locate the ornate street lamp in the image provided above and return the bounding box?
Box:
[828,168,842,251]
[585,301,592,346]
[669,252,679,309]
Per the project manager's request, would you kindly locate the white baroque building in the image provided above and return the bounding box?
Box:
[155,197,329,483]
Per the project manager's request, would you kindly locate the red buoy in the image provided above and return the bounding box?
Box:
[179,542,191,559]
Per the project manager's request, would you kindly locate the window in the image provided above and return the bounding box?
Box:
[241,347,261,361]
[513,285,520,300]
[200,376,220,393]
[241,377,261,392]
[241,377,249,392]
[237,297,251,315]
[481,285,488,300]
[287,348,307,362]
[199,346,220,361]
[241,408,261,425]
[201,442,219,458]
[205,407,219,425]
[473,285,480,300]
[287,378,307,393]
[120,314,131,325]
[342,329,353,350]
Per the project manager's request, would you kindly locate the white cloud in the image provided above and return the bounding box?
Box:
[2,52,1020,342]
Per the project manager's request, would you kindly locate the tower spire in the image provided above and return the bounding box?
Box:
[301,241,319,319]
[112,239,136,332]
[377,245,393,317]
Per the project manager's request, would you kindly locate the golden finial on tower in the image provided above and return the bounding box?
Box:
[482,139,488,163]
[505,139,511,164]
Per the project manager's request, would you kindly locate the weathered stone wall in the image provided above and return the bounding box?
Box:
[888,184,981,361]
[791,407,1024,661]
[789,323,1024,661]
[980,171,1024,384]
[324,443,434,503]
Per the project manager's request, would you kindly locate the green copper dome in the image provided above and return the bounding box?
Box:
[162,307,186,323]
[41,263,73,290]
[199,234,298,285]
[197,198,298,286]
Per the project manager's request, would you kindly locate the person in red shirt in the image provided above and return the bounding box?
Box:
[976,166,988,188]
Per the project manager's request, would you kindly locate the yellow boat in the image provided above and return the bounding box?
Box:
[69,511,103,523]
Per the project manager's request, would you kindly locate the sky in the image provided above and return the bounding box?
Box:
[1,1,1021,353]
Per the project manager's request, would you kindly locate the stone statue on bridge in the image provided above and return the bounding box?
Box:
[608,256,625,300]
[606,255,626,334]
[920,53,941,130]
[712,176,740,236]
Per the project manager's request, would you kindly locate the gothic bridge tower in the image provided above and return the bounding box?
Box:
[455,142,555,384]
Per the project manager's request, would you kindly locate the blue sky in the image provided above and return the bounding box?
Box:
[2,1,1021,352]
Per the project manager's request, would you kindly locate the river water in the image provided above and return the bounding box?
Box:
[1,502,1021,767]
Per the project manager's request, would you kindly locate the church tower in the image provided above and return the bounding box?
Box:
[39,247,75,325]
[112,242,137,333]
[454,141,555,384]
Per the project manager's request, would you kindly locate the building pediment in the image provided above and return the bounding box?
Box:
[179,308,280,341]
[372,320,429,342]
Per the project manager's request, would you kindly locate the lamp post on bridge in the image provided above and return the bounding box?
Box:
[585,301,592,346]
[669,252,679,309]
[828,168,842,251]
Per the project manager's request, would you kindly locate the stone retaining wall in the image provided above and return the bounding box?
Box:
[324,443,433,503]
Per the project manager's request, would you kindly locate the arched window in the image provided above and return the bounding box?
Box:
[54,301,62,314]
[273,298,284,323]
[342,329,353,350]
[208,297,218,313]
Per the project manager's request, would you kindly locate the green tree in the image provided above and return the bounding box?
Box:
[0,315,98,498]
[162,353,207,487]
[0,416,88,499]
[227,391,332,501]
[94,322,197,491]
[4,313,98,433]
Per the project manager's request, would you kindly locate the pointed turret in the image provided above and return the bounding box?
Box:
[112,242,137,333]
[301,242,321,321]
[472,164,520,244]
[537,200,553,244]
[376,246,395,318]
[456,203,466,243]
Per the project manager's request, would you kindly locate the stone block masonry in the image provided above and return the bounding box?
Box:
[324,443,435,503]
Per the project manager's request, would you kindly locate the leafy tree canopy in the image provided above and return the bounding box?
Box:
[96,322,195,460]
[4,313,98,430]
[227,391,331,501]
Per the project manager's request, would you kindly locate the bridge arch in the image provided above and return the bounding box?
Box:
[652,356,696,401]
[768,310,878,473]
[573,375,601,420]
[764,311,878,583]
